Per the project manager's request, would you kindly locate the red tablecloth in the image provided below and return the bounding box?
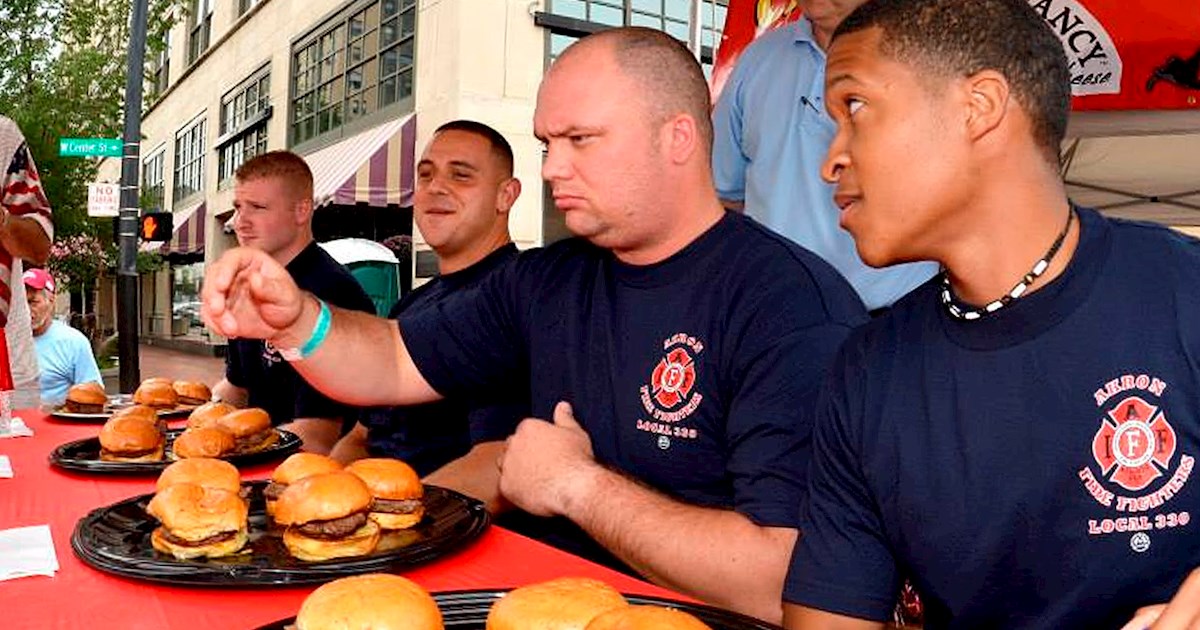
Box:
[0,410,681,629]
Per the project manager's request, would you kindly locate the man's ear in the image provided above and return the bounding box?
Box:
[962,69,1011,143]
[662,113,701,165]
[295,197,314,224]
[496,178,521,216]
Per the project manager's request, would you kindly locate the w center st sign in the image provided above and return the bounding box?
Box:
[59,138,122,157]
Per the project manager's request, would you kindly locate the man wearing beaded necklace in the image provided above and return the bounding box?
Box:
[782,0,1200,628]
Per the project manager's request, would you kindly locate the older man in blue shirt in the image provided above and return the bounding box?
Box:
[712,1,936,311]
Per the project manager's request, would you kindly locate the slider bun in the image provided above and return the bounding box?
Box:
[156,457,242,494]
[295,574,444,630]
[133,380,179,409]
[146,483,248,541]
[111,404,159,424]
[150,526,249,560]
[345,458,423,501]
[282,519,381,562]
[187,401,236,429]
[172,427,236,459]
[486,577,628,630]
[585,606,713,630]
[271,452,343,484]
[216,408,272,438]
[172,381,212,404]
[274,472,373,526]
[67,382,108,405]
[99,416,163,453]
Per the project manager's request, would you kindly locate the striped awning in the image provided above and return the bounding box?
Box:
[308,113,416,209]
[141,202,206,255]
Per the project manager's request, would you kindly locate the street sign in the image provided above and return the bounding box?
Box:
[58,138,122,158]
[87,182,120,217]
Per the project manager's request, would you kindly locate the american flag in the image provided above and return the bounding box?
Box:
[0,117,54,328]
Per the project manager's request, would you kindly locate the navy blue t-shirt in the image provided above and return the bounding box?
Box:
[361,243,528,475]
[401,211,866,535]
[786,208,1200,629]
[226,241,375,427]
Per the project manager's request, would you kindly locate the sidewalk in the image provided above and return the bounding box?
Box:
[135,343,226,386]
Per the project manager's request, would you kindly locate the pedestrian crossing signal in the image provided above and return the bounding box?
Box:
[140,212,173,242]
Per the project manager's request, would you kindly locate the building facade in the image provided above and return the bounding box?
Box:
[97,0,729,349]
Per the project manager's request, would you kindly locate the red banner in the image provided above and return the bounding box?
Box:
[711,0,1200,112]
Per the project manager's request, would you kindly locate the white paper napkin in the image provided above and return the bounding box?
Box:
[0,455,11,478]
[0,417,33,439]
[0,525,59,580]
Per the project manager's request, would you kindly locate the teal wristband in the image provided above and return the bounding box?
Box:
[297,298,332,359]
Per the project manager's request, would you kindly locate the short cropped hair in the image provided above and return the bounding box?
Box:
[434,120,515,177]
[563,27,714,154]
[836,0,1070,166]
[235,150,314,201]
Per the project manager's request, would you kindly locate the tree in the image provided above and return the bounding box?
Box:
[0,0,184,240]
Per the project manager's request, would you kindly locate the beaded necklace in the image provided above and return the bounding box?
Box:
[941,209,1075,321]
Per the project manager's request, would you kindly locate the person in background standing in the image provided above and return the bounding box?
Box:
[0,115,54,409]
[711,0,935,313]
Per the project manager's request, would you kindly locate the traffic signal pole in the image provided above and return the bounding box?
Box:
[117,0,150,393]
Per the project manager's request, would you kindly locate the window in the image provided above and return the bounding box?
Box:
[238,0,263,16]
[142,149,165,211]
[174,116,206,202]
[291,0,417,146]
[147,29,171,101]
[188,0,213,65]
[543,0,728,74]
[218,67,271,184]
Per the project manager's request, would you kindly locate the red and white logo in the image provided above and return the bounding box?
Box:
[651,347,696,410]
[1092,395,1176,492]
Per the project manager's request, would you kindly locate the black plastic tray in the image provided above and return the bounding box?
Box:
[71,481,489,586]
[49,429,303,474]
[254,590,785,629]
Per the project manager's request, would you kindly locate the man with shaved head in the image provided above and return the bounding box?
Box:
[201,27,865,622]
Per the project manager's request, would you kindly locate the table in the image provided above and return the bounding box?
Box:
[0,410,682,629]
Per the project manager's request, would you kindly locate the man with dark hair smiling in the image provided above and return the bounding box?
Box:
[202,27,865,622]
[782,0,1200,628]
[330,119,527,514]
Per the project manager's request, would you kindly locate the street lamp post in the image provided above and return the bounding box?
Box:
[117,0,150,392]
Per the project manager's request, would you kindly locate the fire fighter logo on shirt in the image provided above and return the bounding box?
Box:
[1078,373,1194,542]
[638,333,705,437]
[650,348,696,410]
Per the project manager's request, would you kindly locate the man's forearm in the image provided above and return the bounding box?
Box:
[279,296,441,407]
[279,417,344,455]
[0,215,50,264]
[213,379,249,407]
[563,468,795,623]
[329,423,370,464]
[423,441,510,514]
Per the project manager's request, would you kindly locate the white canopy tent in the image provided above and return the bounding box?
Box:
[1064,110,1200,232]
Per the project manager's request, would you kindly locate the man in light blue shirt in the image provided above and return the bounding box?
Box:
[25,269,101,405]
[712,2,936,311]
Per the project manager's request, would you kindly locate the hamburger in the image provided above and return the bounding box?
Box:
[110,404,165,432]
[585,606,713,630]
[265,452,343,516]
[98,416,165,462]
[217,408,278,455]
[274,471,381,561]
[145,482,249,559]
[172,426,236,459]
[295,574,443,630]
[486,577,628,630]
[186,401,236,430]
[64,382,107,414]
[172,381,212,406]
[156,457,243,495]
[346,458,425,530]
[133,379,179,409]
